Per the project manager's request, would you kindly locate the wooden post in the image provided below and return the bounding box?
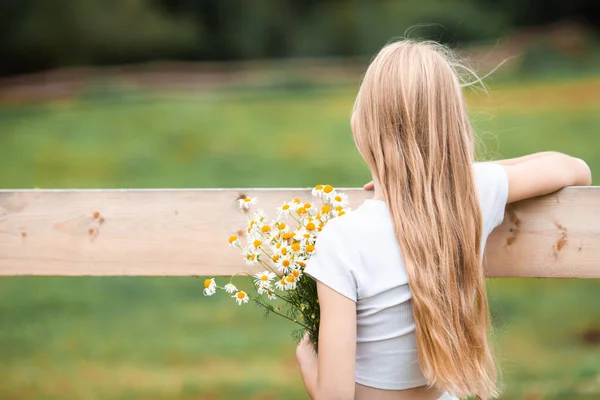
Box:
[1,188,599,277]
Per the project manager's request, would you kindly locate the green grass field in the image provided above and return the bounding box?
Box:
[1,76,599,399]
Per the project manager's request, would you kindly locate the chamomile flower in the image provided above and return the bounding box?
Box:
[277,202,293,218]
[279,245,291,257]
[257,281,271,295]
[247,219,262,236]
[330,192,349,208]
[260,224,272,234]
[275,277,287,291]
[253,271,276,286]
[253,209,268,223]
[296,227,316,246]
[275,221,289,232]
[203,278,216,296]
[320,204,332,216]
[290,241,302,253]
[304,219,318,233]
[285,274,297,290]
[243,249,259,265]
[233,291,249,305]
[291,197,303,208]
[228,235,240,248]
[296,204,309,216]
[238,196,258,210]
[290,268,303,280]
[277,255,294,273]
[322,185,334,197]
[266,290,277,300]
[224,283,238,293]
[281,231,296,242]
[312,184,325,197]
[295,257,308,269]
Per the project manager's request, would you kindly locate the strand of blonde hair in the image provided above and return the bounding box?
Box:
[352,40,500,399]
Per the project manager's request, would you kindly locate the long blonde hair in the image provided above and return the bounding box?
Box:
[352,40,499,399]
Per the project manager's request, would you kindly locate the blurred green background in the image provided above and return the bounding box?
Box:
[1,1,600,399]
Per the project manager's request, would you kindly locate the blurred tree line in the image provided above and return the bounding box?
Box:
[1,0,599,77]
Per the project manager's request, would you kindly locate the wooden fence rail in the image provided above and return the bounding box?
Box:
[1,188,599,278]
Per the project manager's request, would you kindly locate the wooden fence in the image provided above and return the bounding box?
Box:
[1,188,599,278]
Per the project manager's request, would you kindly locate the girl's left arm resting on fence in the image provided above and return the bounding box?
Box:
[297,281,357,400]
[503,153,592,203]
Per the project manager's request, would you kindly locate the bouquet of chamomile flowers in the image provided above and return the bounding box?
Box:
[203,185,350,348]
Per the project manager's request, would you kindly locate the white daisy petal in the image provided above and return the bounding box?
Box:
[224,283,238,293]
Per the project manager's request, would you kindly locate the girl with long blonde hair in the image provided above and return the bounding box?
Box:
[295,40,592,400]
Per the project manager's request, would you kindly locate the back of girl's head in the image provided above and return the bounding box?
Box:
[353,40,500,399]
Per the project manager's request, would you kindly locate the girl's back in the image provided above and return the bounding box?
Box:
[305,163,508,399]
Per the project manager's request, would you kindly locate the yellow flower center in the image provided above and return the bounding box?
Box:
[261,225,271,233]
[297,208,307,215]
[253,239,262,248]
[283,232,294,240]
[306,244,315,253]
[338,211,345,217]
[260,275,269,281]
[282,204,290,210]
[291,243,301,252]
[292,270,300,277]
[321,205,331,214]
[285,275,295,283]
[304,203,311,209]
[228,235,238,244]
[248,254,256,261]
[335,206,343,212]
[272,255,280,262]
[323,185,333,193]
[204,279,212,288]
[334,195,342,202]
[303,233,310,238]
[244,198,251,203]
[306,222,316,231]
[315,184,323,190]
[293,198,301,204]
[282,260,290,267]
[278,222,286,230]
[281,248,287,256]
[297,261,306,268]
[237,292,246,299]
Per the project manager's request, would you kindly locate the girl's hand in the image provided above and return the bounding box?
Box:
[296,332,318,398]
[296,332,318,370]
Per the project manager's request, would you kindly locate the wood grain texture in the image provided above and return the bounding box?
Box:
[1,188,599,277]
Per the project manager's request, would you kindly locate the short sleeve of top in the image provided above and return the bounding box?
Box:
[473,162,510,235]
[303,221,358,302]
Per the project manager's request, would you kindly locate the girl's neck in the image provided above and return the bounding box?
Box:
[371,178,386,202]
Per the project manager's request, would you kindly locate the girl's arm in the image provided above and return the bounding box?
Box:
[501,152,592,203]
[297,281,357,400]
[485,151,560,166]
[364,152,592,201]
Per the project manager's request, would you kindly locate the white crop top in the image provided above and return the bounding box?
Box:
[304,163,509,390]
